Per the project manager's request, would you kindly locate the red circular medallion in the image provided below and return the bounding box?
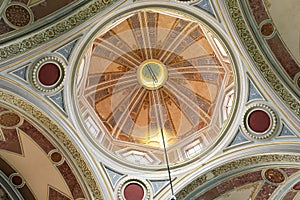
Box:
[124,183,144,200]
[261,22,274,36]
[0,112,20,127]
[50,152,62,163]
[12,175,23,186]
[248,110,271,133]
[265,169,285,184]
[293,182,300,190]
[38,63,60,86]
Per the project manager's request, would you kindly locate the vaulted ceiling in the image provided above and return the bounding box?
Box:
[0,0,299,200]
[77,10,233,164]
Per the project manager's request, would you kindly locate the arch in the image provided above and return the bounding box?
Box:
[0,89,103,200]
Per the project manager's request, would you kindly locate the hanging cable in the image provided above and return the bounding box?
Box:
[146,65,176,200]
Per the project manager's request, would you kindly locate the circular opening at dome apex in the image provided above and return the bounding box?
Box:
[137,59,168,90]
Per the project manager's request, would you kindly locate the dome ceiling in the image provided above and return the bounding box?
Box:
[1,0,300,199]
[78,10,234,164]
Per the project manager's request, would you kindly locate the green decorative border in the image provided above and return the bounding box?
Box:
[176,154,300,199]
[225,0,300,118]
[0,90,104,200]
[0,0,117,62]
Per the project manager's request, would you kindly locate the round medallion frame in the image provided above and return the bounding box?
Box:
[137,59,168,90]
[262,168,286,186]
[48,149,65,166]
[0,110,23,129]
[259,19,276,39]
[242,103,278,140]
[9,173,25,189]
[117,177,151,200]
[3,2,33,29]
[31,56,66,93]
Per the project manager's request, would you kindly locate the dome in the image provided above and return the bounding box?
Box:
[1,0,300,199]
[76,9,235,165]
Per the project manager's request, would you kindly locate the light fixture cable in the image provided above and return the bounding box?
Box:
[147,64,176,200]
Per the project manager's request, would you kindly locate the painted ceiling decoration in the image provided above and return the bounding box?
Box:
[103,166,124,188]
[245,0,300,81]
[55,38,81,62]
[177,154,300,199]
[77,9,234,165]
[0,0,89,39]
[225,0,300,118]
[0,0,117,61]
[116,177,151,200]
[48,89,66,112]
[227,129,250,147]
[0,184,11,199]
[0,91,104,199]
[247,78,264,101]
[242,103,278,140]
[0,0,299,200]
[0,104,87,200]
[10,64,29,82]
[191,167,300,199]
[194,0,215,16]
[279,123,297,138]
[31,55,66,93]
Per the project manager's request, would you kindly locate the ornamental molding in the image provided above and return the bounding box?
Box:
[0,0,118,62]
[242,103,278,140]
[0,89,104,200]
[117,176,151,200]
[3,2,34,30]
[176,153,300,199]
[31,55,66,93]
[224,0,300,119]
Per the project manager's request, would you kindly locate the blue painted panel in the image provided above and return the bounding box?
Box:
[279,124,296,137]
[56,39,78,61]
[105,167,123,187]
[195,0,215,16]
[248,80,263,101]
[229,130,249,146]
[12,66,28,81]
[49,90,65,111]
[150,180,169,195]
